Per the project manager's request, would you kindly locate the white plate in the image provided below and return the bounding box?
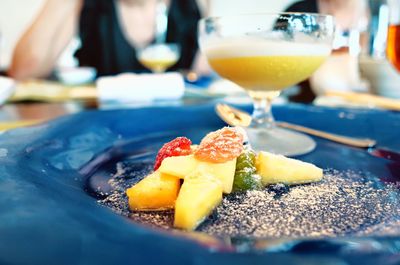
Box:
[55,67,97,86]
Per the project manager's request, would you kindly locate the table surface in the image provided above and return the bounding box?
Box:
[1,78,398,130]
[1,102,83,121]
[0,77,216,124]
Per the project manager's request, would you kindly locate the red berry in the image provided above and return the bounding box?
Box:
[194,127,244,163]
[154,137,192,170]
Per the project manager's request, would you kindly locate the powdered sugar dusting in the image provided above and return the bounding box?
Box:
[99,164,400,239]
[201,170,400,238]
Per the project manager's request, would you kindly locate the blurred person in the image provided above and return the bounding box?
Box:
[283,0,370,102]
[285,0,368,32]
[8,0,209,80]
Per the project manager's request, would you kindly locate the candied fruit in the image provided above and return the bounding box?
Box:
[194,127,244,163]
[154,137,192,170]
[232,150,261,192]
[235,149,256,171]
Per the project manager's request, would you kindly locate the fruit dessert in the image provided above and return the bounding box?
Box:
[126,127,323,231]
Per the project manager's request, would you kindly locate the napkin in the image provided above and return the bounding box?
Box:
[96,72,185,103]
[0,76,16,105]
[11,80,96,102]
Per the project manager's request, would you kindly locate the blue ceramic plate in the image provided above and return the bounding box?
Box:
[1,104,400,265]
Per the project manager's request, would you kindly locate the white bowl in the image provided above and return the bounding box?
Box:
[0,76,15,105]
[55,67,97,86]
[359,56,400,99]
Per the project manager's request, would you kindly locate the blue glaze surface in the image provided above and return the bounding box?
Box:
[1,103,400,265]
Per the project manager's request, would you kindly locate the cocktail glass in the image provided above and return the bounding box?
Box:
[199,13,334,156]
[138,43,180,73]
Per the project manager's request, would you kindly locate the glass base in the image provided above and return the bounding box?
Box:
[245,127,316,156]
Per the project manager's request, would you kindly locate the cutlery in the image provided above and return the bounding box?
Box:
[216,103,400,163]
[325,91,400,111]
[215,103,376,148]
[367,148,400,163]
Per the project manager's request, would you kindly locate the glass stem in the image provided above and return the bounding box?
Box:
[250,96,275,129]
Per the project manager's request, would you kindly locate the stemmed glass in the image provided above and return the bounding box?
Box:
[199,13,334,156]
[137,43,180,73]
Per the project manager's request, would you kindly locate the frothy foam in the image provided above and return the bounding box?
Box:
[204,37,331,58]
[139,46,179,61]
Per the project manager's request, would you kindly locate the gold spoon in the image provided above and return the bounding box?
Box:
[215,103,376,148]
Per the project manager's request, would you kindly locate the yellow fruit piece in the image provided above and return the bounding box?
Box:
[159,155,236,194]
[158,155,198,178]
[197,158,236,194]
[174,171,223,230]
[126,171,180,211]
[256,151,323,185]
[190,145,198,152]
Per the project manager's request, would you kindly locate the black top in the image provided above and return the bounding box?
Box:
[75,0,201,76]
[284,0,318,13]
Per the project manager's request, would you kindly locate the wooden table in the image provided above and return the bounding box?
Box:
[0,101,98,130]
[0,79,101,130]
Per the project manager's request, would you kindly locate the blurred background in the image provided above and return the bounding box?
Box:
[0,0,297,70]
[0,0,399,120]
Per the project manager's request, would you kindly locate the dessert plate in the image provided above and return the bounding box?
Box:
[0,104,400,265]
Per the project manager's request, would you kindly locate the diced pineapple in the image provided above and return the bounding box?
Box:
[190,145,198,152]
[174,171,223,230]
[256,151,323,185]
[159,155,236,193]
[158,155,198,178]
[126,171,180,211]
[197,158,237,194]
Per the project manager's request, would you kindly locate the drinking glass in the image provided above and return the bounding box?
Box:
[387,0,400,71]
[199,13,334,156]
[137,43,180,73]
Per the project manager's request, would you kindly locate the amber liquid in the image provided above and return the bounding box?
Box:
[387,24,400,72]
[139,58,178,73]
[208,55,327,91]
